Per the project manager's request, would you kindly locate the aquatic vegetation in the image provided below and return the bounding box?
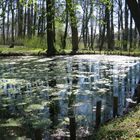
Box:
[0,55,140,139]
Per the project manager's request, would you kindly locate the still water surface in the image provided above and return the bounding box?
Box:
[0,55,140,139]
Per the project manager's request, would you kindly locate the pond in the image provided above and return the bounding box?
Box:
[0,55,140,139]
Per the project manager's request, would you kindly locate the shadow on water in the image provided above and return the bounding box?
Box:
[0,55,140,139]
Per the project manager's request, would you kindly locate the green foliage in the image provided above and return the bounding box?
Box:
[92,105,140,140]
[55,21,72,53]
[0,45,44,55]
[0,118,22,127]
[26,104,44,112]
[24,36,46,50]
[55,21,64,52]
[100,0,112,9]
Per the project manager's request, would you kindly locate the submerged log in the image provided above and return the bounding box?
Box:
[113,96,118,117]
[95,101,102,128]
[135,84,140,103]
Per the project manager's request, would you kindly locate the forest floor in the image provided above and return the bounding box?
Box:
[92,104,140,140]
[0,45,140,56]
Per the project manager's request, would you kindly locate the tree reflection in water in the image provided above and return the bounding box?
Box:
[0,55,140,139]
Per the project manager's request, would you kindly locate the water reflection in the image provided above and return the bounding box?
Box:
[0,55,140,139]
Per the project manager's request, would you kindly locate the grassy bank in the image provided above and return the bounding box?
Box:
[0,45,140,57]
[0,45,45,56]
[92,104,140,140]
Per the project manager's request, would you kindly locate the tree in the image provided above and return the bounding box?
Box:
[66,0,78,54]
[105,4,111,51]
[23,1,27,37]
[98,5,106,52]
[1,0,7,45]
[123,0,128,51]
[10,0,15,45]
[110,0,115,50]
[62,2,69,50]
[6,2,10,43]
[17,0,23,37]
[126,0,140,35]
[46,0,56,56]
[27,4,32,38]
[129,15,133,50]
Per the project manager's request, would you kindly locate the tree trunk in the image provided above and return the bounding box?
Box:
[66,0,78,54]
[11,0,15,44]
[90,18,94,50]
[117,10,121,48]
[2,10,6,45]
[129,15,133,50]
[33,2,37,36]
[62,3,69,50]
[126,0,140,35]
[30,4,33,36]
[111,0,115,50]
[2,1,7,45]
[17,0,23,37]
[98,6,106,52]
[23,5,27,37]
[40,0,45,37]
[123,0,128,51]
[105,6,111,51]
[7,3,10,43]
[46,0,56,56]
[134,27,138,48]
[27,5,32,38]
[120,1,124,49]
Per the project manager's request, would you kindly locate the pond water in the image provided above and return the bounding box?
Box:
[0,55,140,139]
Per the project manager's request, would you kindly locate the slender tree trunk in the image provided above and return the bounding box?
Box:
[82,12,86,47]
[7,3,10,43]
[11,0,15,44]
[111,0,115,50]
[118,10,121,48]
[62,3,69,50]
[23,5,27,37]
[134,27,138,48]
[27,5,32,38]
[66,0,78,54]
[40,0,45,37]
[120,1,124,49]
[33,2,37,36]
[38,0,41,36]
[90,18,94,50]
[123,0,128,51]
[92,21,97,50]
[129,15,133,50]
[98,6,106,52]
[85,0,88,49]
[17,0,23,37]
[99,24,106,52]
[2,11,6,45]
[30,4,33,36]
[2,1,7,45]
[82,0,93,49]
[105,6,111,51]
[52,0,55,43]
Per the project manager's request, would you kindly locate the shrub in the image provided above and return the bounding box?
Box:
[24,36,47,50]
